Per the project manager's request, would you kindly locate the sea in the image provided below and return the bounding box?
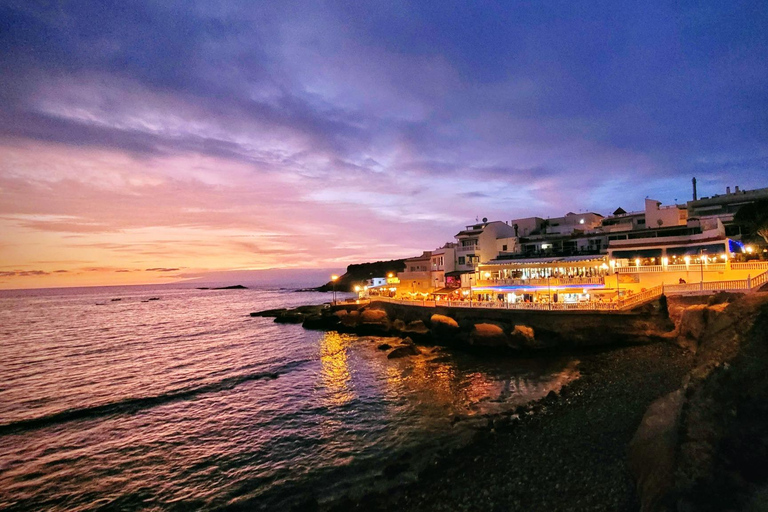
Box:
[0,283,578,511]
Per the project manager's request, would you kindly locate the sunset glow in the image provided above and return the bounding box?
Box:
[1,1,766,289]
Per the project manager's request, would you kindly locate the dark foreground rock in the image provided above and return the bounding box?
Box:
[629,294,768,512]
[321,342,694,512]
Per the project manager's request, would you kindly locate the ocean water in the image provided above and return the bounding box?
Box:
[0,285,577,510]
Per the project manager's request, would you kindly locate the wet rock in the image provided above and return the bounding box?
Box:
[404,320,429,334]
[387,344,421,359]
[400,337,414,346]
[508,325,539,349]
[377,343,392,351]
[302,314,337,330]
[469,323,508,347]
[274,311,305,323]
[340,310,360,327]
[361,308,389,324]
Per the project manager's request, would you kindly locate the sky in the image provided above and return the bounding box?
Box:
[1,0,766,289]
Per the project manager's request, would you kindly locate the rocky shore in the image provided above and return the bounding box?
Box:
[254,292,768,511]
[317,341,695,512]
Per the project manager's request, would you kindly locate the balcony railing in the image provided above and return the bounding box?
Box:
[476,276,605,287]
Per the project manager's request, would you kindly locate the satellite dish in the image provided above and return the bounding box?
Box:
[482,217,488,222]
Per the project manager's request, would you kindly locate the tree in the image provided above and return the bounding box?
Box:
[734,200,768,243]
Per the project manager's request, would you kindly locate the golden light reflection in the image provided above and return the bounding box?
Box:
[319,331,355,406]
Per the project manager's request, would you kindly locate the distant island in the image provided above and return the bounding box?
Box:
[196,285,249,290]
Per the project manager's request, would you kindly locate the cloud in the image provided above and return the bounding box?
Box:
[0,1,766,288]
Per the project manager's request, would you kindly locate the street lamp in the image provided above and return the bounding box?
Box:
[699,250,706,291]
[331,274,339,304]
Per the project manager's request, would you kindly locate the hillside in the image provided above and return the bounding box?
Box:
[315,259,406,292]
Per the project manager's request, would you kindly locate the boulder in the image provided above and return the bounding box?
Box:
[361,309,389,325]
[430,314,460,341]
[469,323,508,347]
[392,318,407,331]
[387,344,421,359]
[340,310,360,327]
[508,325,538,349]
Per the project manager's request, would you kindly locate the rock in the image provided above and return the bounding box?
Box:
[302,314,338,330]
[508,325,539,349]
[392,318,407,331]
[628,389,684,512]
[377,343,392,351]
[400,337,414,346]
[677,304,728,351]
[340,310,360,327]
[274,311,305,323]
[360,308,389,324]
[430,314,460,341]
[387,345,421,359]
[404,320,429,334]
[469,323,508,347]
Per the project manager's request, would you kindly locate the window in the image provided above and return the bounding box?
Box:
[502,245,507,251]
[458,256,465,265]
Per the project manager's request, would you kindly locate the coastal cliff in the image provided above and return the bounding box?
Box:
[629,293,768,512]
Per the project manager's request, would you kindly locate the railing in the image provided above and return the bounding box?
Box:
[476,276,605,287]
[616,285,664,309]
[457,245,478,253]
[751,270,768,289]
[374,296,628,311]
[617,264,727,273]
[731,262,768,271]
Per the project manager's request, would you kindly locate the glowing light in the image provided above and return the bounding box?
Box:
[331,274,339,281]
[484,272,491,278]
[721,254,727,261]
[354,285,360,292]
[662,257,669,266]
[635,258,640,267]
[684,256,691,264]
[746,245,754,254]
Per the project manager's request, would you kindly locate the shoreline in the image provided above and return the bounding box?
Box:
[314,341,694,512]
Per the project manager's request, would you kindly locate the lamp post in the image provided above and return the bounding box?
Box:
[331,274,339,304]
[699,250,706,292]
[547,271,552,310]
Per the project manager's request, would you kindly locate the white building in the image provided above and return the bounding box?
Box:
[454,220,517,272]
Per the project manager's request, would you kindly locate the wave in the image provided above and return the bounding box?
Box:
[0,359,311,437]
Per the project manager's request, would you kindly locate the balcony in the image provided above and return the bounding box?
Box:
[457,244,478,254]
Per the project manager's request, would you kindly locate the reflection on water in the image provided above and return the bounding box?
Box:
[319,331,354,407]
[0,287,579,511]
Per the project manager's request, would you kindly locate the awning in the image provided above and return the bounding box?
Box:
[611,248,663,259]
[433,287,461,295]
[445,270,472,277]
[665,243,728,257]
[484,254,606,265]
